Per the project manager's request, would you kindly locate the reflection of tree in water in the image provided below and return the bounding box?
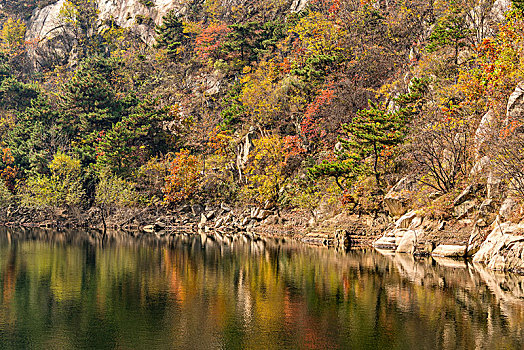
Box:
[0,228,524,349]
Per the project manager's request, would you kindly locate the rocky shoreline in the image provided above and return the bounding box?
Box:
[2,169,524,275]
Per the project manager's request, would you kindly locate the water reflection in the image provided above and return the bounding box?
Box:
[0,228,524,349]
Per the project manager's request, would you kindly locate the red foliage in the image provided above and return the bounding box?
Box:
[301,84,335,142]
[195,24,231,61]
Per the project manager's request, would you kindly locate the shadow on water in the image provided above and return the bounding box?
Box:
[1,227,524,349]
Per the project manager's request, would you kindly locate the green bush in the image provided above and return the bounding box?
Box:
[95,171,140,209]
[20,152,84,208]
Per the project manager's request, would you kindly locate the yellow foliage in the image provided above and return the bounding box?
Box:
[1,18,26,53]
[241,60,285,125]
[288,11,347,65]
[242,134,302,205]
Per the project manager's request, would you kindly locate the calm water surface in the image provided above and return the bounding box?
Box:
[1,228,524,349]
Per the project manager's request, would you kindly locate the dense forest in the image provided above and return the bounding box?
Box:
[0,0,523,231]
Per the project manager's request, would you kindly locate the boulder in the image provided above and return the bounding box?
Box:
[250,207,272,220]
[469,156,490,178]
[373,235,397,250]
[256,210,273,220]
[26,0,180,69]
[490,0,511,22]
[142,224,155,233]
[487,172,503,200]
[395,210,417,229]
[453,200,476,219]
[473,221,524,271]
[499,197,518,220]
[237,128,256,180]
[453,184,483,206]
[474,110,496,160]
[373,228,414,251]
[241,217,250,227]
[384,176,418,217]
[263,215,279,225]
[205,210,217,220]
[395,230,417,254]
[214,218,224,228]
[191,204,203,216]
[431,245,467,258]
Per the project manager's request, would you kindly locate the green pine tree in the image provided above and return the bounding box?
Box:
[426,7,471,66]
[308,77,428,189]
[155,10,188,59]
[342,102,408,185]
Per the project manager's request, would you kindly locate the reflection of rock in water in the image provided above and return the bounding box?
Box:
[2,227,524,347]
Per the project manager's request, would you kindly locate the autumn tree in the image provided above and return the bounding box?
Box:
[0,18,26,54]
[163,149,201,203]
[95,101,173,176]
[243,135,304,206]
[155,10,190,59]
[426,5,473,66]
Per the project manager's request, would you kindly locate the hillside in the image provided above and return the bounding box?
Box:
[1,0,524,269]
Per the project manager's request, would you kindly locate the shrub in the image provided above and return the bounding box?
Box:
[163,149,201,203]
[242,135,304,206]
[95,171,139,208]
[20,152,84,208]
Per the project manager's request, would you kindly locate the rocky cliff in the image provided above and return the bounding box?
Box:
[24,0,308,69]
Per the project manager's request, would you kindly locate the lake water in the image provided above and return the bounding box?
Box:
[1,228,524,349]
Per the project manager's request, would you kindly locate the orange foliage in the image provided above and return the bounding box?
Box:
[195,23,231,61]
[163,149,201,203]
[1,148,17,192]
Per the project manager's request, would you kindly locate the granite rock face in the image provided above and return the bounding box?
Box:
[506,81,524,123]
[384,176,418,217]
[473,221,524,272]
[25,0,303,68]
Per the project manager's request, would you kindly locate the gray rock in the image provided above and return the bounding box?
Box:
[473,221,524,271]
[487,172,503,200]
[432,245,467,258]
[191,204,203,216]
[142,224,155,233]
[424,241,436,254]
[250,207,260,219]
[395,210,417,229]
[214,218,224,228]
[469,156,490,178]
[453,184,483,206]
[499,197,518,220]
[474,110,496,160]
[237,130,257,181]
[26,0,180,69]
[507,81,524,123]
[384,176,418,217]
[491,0,511,22]
[263,215,278,225]
[256,210,272,220]
[453,200,476,219]
[395,230,417,254]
